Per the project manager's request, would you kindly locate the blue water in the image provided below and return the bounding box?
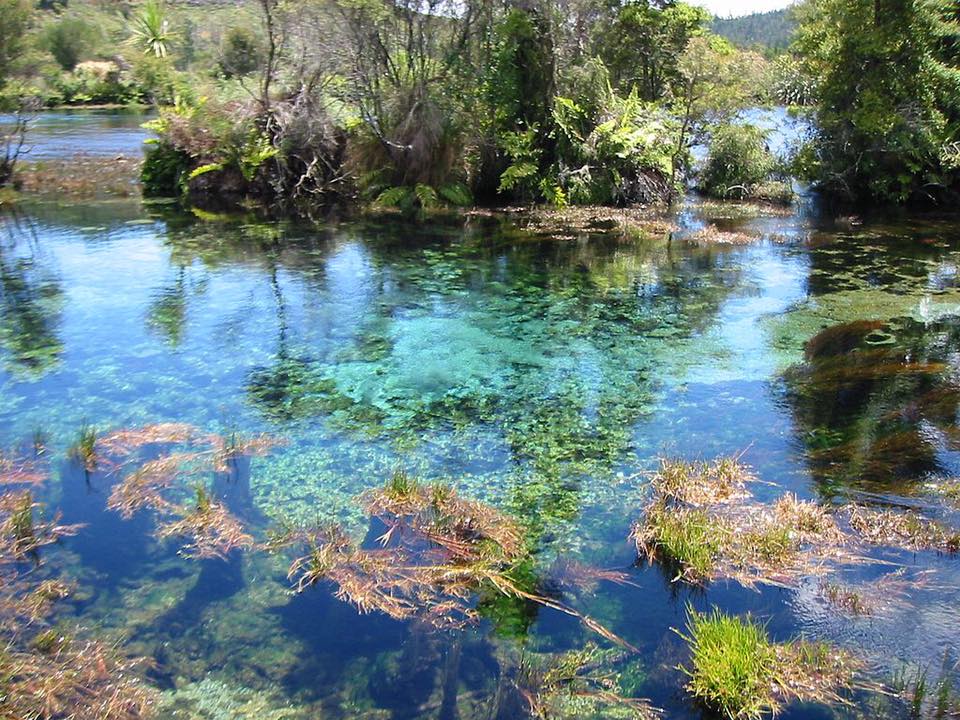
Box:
[0,108,152,159]
[1,119,959,719]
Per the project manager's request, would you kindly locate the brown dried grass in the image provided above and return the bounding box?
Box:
[846,506,960,552]
[0,450,48,487]
[686,225,759,246]
[632,458,956,589]
[279,475,637,650]
[103,424,282,559]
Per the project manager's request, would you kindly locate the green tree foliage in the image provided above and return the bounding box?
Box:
[130,0,769,211]
[478,4,557,201]
[795,0,960,202]
[770,53,818,106]
[670,34,763,197]
[43,15,102,70]
[711,8,795,51]
[0,0,32,88]
[597,0,709,100]
[218,26,263,78]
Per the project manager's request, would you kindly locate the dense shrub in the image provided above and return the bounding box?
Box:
[349,83,471,213]
[43,16,102,71]
[47,61,142,105]
[218,26,263,78]
[495,58,678,206]
[141,141,190,196]
[144,92,347,208]
[552,79,678,205]
[699,123,782,200]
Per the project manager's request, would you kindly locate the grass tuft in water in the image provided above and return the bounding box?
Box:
[847,506,960,553]
[681,607,777,719]
[101,424,274,559]
[887,658,960,720]
[68,422,98,471]
[651,457,753,507]
[9,492,36,554]
[632,503,722,582]
[383,468,417,501]
[634,457,960,589]
[680,606,858,719]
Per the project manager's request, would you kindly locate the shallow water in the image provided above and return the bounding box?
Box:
[0,107,152,159]
[3,167,960,717]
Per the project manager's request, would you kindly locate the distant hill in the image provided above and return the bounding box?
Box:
[711,8,795,51]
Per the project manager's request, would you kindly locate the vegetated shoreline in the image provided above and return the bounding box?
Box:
[6,149,792,238]
[5,168,785,249]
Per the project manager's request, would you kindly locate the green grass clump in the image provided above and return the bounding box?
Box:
[383,468,417,500]
[740,525,794,564]
[681,607,777,720]
[68,422,98,470]
[634,505,722,582]
[680,607,858,718]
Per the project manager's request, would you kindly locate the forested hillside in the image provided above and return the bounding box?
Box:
[711,8,794,50]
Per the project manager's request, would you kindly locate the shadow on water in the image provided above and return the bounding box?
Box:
[58,458,155,583]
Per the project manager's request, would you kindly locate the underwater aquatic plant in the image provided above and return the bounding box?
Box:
[516,643,656,719]
[103,423,279,559]
[0,448,154,720]
[0,634,157,720]
[155,488,254,560]
[679,606,857,720]
[273,475,637,649]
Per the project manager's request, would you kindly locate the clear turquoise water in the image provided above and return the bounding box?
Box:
[3,191,960,717]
